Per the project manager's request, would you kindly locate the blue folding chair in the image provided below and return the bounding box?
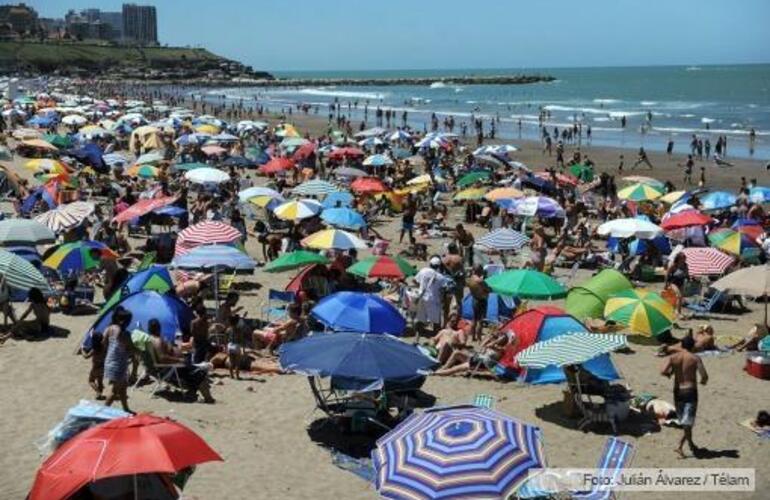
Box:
[261,290,296,324]
[685,289,727,315]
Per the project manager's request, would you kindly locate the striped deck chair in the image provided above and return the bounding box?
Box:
[571,437,635,500]
[472,393,495,409]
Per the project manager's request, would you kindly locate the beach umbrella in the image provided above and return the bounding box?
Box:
[279,331,435,389]
[713,265,770,324]
[617,182,663,201]
[406,174,434,186]
[516,332,627,369]
[321,191,354,209]
[302,229,367,250]
[102,265,174,313]
[351,176,388,194]
[510,196,564,218]
[476,228,530,251]
[28,414,222,500]
[200,145,227,157]
[749,186,770,204]
[0,249,49,291]
[221,156,255,168]
[569,163,594,182]
[195,124,220,135]
[328,147,365,161]
[348,255,417,280]
[135,151,164,165]
[358,137,384,148]
[321,207,366,229]
[312,291,406,334]
[212,132,239,143]
[372,406,545,500]
[597,218,663,239]
[486,270,566,299]
[258,157,295,175]
[184,167,229,184]
[700,191,737,211]
[174,133,211,146]
[334,166,368,178]
[415,136,449,149]
[292,179,340,196]
[24,159,70,175]
[237,186,282,203]
[660,210,714,230]
[453,187,487,201]
[171,244,255,273]
[126,164,159,178]
[362,154,393,167]
[275,123,300,137]
[622,175,666,189]
[388,130,412,142]
[61,114,87,126]
[659,190,687,205]
[484,187,525,201]
[0,219,56,246]
[175,221,241,256]
[42,134,73,149]
[731,218,765,241]
[88,291,192,345]
[604,289,675,337]
[679,247,735,277]
[173,161,209,172]
[607,235,671,257]
[456,170,491,188]
[34,201,95,233]
[264,250,329,273]
[43,241,117,275]
[708,228,760,258]
[273,199,322,221]
[113,196,176,224]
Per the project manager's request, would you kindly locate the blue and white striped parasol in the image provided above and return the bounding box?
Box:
[477,228,530,251]
[516,332,627,369]
[170,244,255,274]
[292,179,341,196]
[372,405,546,500]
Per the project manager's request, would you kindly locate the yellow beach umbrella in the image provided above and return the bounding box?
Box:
[301,228,366,250]
[454,187,487,201]
[485,187,525,201]
[617,182,663,202]
[406,174,433,186]
[394,184,428,196]
[604,289,675,337]
[195,124,220,134]
[25,159,70,174]
[276,124,300,138]
[659,191,686,204]
[272,199,322,221]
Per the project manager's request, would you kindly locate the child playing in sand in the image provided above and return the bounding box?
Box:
[226,314,245,379]
[83,330,106,400]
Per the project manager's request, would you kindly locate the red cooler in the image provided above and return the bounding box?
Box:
[745,353,770,380]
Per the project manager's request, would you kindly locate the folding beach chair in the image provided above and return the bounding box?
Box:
[472,393,495,409]
[134,345,186,399]
[571,437,636,499]
[217,271,237,296]
[685,289,727,315]
[260,290,296,324]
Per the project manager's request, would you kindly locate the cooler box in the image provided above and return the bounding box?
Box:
[745,353,770,380]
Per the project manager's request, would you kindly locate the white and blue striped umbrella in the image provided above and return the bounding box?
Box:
[516,332,627,369]
[507,196,565,218]
[362,154,393,167]
[171,244,255,274]
[700,191,737,211]
[0,249,50,291]
[749,186,770,204]
[477,228,530,251]
[388,130,412,142]
[238,186,282,203]
[373,405,546,500]
[292,179,340,196]
[0,219,56,246]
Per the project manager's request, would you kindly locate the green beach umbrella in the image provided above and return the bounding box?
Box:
[264,250,329,273]
[569,163,594,182]
[174,162,209,171]
[485,269,566,299]
[516,332,627,368]
[0,249,50,291]
[457,171,491,188]
[348,255,417,280]
[603,289,675,337]
[43,134,73,149]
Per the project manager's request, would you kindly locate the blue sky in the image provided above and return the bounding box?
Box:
[29,0,770,71]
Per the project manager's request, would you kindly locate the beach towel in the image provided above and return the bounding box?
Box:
[35,400,130,455]
[696,347,733,358]
[330,450,375,482]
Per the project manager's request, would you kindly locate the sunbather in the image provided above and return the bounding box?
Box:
[730,323,768,352]
[658,325,716,356]
[434,328,514,377]
[252,302,302,352]
[428,313,469,364]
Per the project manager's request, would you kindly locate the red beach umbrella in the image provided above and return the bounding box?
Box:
[112,195,177,224]
[258,157,295,174]
[660,210,714,231]
[175,221,242,256]
[680,247,735,277]
[28,414,222,500]
[351,176,388,194]
[328,147,365,161]
[292,142,316,161]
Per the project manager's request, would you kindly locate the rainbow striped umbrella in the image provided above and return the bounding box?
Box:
[604,289,675,337]
[708,228,760,259]
[373,406,546,500]
[43,241,117,275]
[617,182,663,201]
[24,159,70,175]
[347,255,417,279]
[301,229,366,250]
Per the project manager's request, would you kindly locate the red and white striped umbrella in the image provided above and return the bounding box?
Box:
[175,221,242,256]
[681,247,735,277]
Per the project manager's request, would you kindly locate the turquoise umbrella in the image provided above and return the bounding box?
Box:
[516,332,627,368]
[0,249,50,291]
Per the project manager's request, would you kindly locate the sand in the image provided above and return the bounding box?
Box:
[0,112,768,500]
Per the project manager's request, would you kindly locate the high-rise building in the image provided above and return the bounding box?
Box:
[122,3,157,45]
[63,8,122,41]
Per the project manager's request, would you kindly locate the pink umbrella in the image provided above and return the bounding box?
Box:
[680,247,735,277]
[175,221,241,256]
[201,145,227,156]
[112,196,176,224]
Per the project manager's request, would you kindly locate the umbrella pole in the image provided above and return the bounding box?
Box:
[133,474,138,500]
[214,269,220,306]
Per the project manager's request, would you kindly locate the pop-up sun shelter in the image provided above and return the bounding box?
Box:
[565,269,633,321]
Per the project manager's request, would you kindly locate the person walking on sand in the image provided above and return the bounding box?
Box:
[103,307,136,414]
[661,335,708,458]
[632,147,653,170]
[679,155,694,185]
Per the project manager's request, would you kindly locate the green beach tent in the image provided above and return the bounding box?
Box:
[565,269,632,321]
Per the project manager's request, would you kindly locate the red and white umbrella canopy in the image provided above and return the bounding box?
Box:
[680,247,735,277]
[175,221,242,256]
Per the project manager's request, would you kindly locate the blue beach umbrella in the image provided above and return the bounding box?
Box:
[700,191,737,211]
[362,154,393,167]
[321,191,354,209]
[311,291,406,335]
[372,405,546,500]
[86,291,192,346]
[102,265,174,313]
[152,205,187,217]
[321,207,367,230]
[171,244,255,274]
[749,186,770,204]
[279,331,436,390]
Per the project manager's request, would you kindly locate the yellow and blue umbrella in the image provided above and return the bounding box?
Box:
[272,199,322,221]
[372,406,546,500]
[25,159,70,175]
[43,241,117,276]
[617,182,663,202]
[604,289,675,337]
[301,229,366,250]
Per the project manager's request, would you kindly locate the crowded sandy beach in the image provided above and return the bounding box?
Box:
[0,77,767,499]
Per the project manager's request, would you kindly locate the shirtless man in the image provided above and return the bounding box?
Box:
[454,224,475,267]
[467,265,491,342]
[660,335,708,458]
[442,244,465,319]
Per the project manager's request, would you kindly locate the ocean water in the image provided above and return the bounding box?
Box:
[203,64,770,159]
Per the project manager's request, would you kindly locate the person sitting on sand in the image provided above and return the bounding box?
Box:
[174,274,212,300]
[428,312,469,364]
[210,351,285,375]
[252,302,302,352]
[658,325,716,356]
[12,288,51,339]
[730,323,768,352]
[434,327,514,377]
